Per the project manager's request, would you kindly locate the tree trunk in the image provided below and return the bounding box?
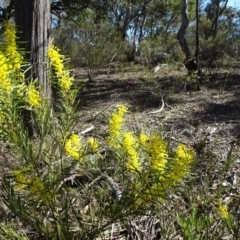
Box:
[122,0,131,40]
[14,0,51,136]
[14,0,51,103]
[177,0,197,71]
[195,0,199,70]
[207,0,228,39]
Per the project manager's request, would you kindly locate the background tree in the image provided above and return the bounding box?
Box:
[1,0,240,75]
[53,9,126,81]
[177,0,198,71]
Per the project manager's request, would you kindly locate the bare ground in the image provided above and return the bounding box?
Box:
[76,65,240,148]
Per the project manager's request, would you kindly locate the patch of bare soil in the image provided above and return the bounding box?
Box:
[76,65,240,144]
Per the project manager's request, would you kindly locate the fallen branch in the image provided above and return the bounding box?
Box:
[148,97,165,114]
[80,125,94,135]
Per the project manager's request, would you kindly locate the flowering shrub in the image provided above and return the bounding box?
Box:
[0,19,194,238]
[0,21,236,239]
[108,105,194,205]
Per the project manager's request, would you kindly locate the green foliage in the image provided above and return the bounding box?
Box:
[53,10,126,81]
[1,0,240,70]
[0,223,29,240]
[176,205,213,240]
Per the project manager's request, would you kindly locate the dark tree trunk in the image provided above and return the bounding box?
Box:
[14,0,51,136]
[14,0,51,103]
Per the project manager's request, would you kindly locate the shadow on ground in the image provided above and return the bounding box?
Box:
[76,73,183,111]
[75,66,240,140]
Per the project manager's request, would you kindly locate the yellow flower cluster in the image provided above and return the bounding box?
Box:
[108,105,195,206]
[141,139,194,204]
[108,104,128,147]
[1,22,41,108]
[123,132,141,172]
[14,166,32,190]
[139,132,148,145]
[3,22,23,70]
[65,134,83,161]
[147,134,168,173]
[138,182,166,205]
[0,53,11,92]
[14,166,54,202]
[48,45,74,92]
[87,137,99,152]
[26,84,41,107]
[218,203,229,219]
[167,144,194,184]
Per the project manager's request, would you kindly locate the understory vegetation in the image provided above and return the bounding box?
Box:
[0,18,240,240]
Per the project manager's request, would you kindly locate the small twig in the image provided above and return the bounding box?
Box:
[165,102,173,110]
[80,125,94,135]
[56,173,122,201]
[148,97,165,114]
[107,52,117,78]
[110,52,117,63]
[88,175,103,188]
[56,174,82,192]
[111,223,115,239]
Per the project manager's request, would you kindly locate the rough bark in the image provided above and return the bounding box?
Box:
[138,2,147,42]
[14,0,51,103]
[123,0,131,38]
[14,0,51,136]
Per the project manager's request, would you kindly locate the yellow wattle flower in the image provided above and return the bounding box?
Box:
[14,166,54,202]
[108,104,128,147]
[26,84,41,107]
[87,137,99,152]
[167,144,194,184]
[3,22,23,70]
[14,166,33,190]
[0,53,11,92]
[146,133,168,173]
[135,137,194,206]
[123,132,141,172]
[65,134,83,161]
[48,45,64,74]
[60,71,74,91]
[218,203,229,219]
[139,132,148,146]
[48,45,73,92]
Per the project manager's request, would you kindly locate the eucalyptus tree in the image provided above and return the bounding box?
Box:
[204,0,228,39]
[136,0,181,56]
[199,4,240,65]
[177,0,200,71]
[14,0,51,102]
